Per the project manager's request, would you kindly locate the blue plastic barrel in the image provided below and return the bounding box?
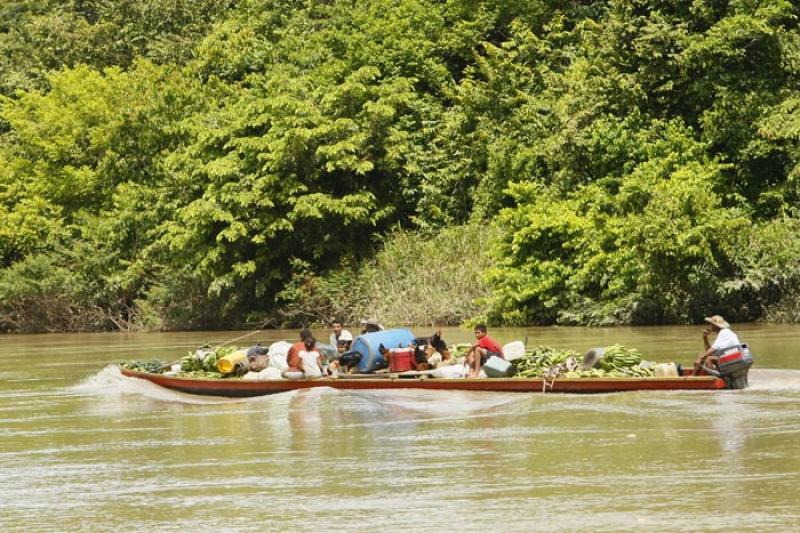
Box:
[352,328,416,372]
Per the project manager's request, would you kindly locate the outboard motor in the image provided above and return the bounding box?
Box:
[706,343,753,389]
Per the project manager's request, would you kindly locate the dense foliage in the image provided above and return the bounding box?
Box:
[276,223,497,328]
[1,0,799,331]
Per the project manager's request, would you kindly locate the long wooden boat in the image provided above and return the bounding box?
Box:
[120,368,727,397]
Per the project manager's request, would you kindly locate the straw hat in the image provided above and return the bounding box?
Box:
[704,315,730,329]
[361,317,383,330]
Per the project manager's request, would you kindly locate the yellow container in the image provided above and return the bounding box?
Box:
[217,350,247,374]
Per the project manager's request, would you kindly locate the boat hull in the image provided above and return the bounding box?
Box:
[120,369,727,397]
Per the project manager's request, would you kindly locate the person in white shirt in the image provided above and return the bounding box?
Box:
[694,315,740,375]
[298,337,324,378]
[328,320,352,348]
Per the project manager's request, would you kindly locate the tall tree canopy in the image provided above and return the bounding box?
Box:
[1,0,799,331]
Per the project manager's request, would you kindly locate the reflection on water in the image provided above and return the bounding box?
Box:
[1,326,800,531]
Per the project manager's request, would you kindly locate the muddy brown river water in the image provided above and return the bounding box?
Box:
[1,324,799,531]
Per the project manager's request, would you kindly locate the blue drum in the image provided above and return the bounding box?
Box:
[351,328,416,373]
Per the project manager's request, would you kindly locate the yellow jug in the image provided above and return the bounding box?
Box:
[217,350,247,374]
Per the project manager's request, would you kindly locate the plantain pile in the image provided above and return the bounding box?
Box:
[513,346,582,378]
[449,343,473,359]
[120,346,240,378]
[120,359,166,373]
[594,344,655,377]
[513,344,655,379]
[175,345,238,378]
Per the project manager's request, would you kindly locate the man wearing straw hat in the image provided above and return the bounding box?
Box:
[360,317,384,334]
[693,315,741,375]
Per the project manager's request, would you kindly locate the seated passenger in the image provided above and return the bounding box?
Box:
[465,324,503,378]
[336,330,353,354]
[327,330,354,377]
[287,328,313,372]
[329,319,352,348]
[298,336,324,378]
[242,344,269,372]
[360,317,384,334]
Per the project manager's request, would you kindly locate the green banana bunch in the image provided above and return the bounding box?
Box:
[512,344,656,378]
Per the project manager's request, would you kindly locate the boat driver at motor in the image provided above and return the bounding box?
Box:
[694,315,740,375]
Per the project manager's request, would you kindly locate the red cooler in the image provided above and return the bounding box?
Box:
[389,348,416,372]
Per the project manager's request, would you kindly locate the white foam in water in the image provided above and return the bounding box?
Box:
[342,388,527,417]
[72,364,128,392]
[747,368,800,392]
[71,365,294,405]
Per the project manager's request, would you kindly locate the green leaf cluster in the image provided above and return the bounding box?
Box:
[2,0,800,330]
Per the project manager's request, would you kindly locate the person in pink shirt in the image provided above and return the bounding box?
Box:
[466,323,503,378]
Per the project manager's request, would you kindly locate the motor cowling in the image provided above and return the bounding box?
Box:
[715,343,753,389]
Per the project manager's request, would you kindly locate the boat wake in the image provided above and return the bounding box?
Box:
[341,388,527,417]
[71,365,293,405]
[747,368,800,393]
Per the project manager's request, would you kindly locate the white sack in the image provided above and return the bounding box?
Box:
[267,340,292,371]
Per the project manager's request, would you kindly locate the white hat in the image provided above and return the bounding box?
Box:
[704,315,730,329]
[338,330,353,342]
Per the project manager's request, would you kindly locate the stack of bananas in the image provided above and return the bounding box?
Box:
[176,345,235,378]
[512,344,655,379]
[513,346,581,378]
[594,344,655,377]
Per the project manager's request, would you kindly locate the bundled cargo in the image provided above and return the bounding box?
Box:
[512,346,582,378]
[512,344,656,379]
[176,345,234,378]
[588,344,655,378]
[120,359,166,373]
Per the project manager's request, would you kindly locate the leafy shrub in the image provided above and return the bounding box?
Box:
[484,121,754,325]
[276,224,497,327]
[0,253,108,332]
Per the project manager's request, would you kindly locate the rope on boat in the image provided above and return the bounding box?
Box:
[158,319,272,371]
[215,318,274,348]
[541,356,581,392]
[217,328,264,347]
